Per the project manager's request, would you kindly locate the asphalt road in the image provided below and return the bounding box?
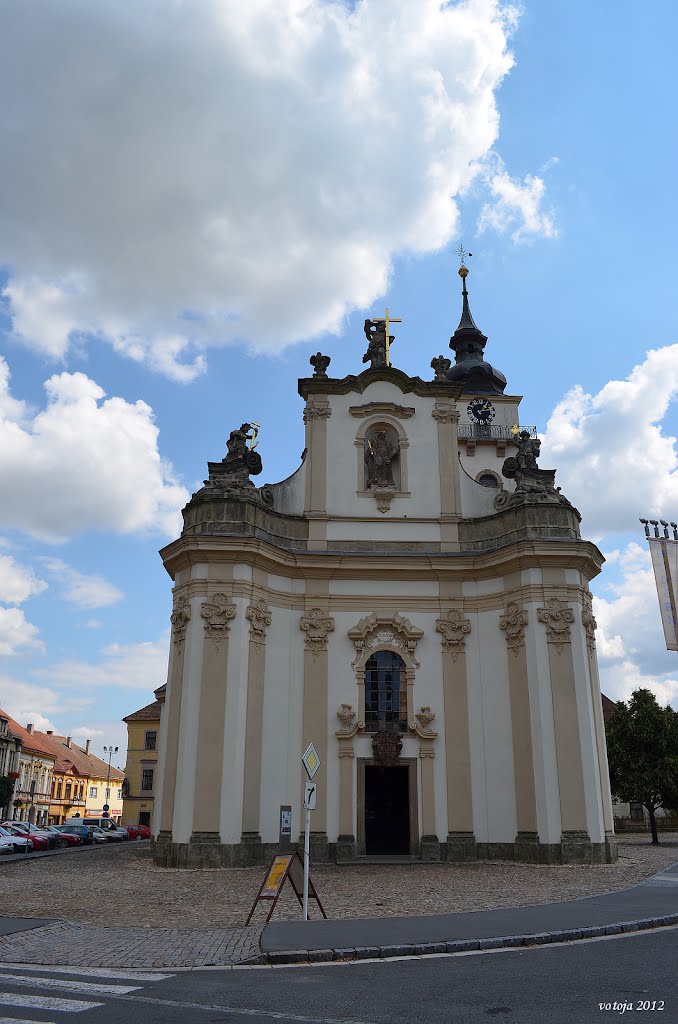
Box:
[0,927,676,1023]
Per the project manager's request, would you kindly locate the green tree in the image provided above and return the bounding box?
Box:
[605,688,678,844]
[0,776,14,815]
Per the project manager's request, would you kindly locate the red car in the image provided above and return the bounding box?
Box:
[126,823,152,840]
[45,826,83,847]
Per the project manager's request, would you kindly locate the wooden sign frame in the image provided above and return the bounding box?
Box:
[246,851,327,924]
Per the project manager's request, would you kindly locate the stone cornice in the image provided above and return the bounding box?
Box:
[348,402,416,419]
[160,533,605,585]
[298,367,464,401]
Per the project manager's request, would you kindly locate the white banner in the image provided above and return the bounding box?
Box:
[648,537,678,652]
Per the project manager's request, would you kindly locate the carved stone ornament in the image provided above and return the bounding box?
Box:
[501,430,573,508]
[309,352,331,377]
[431,355,452,381]
[303,401,332,423]
[170,597,191,648]
[363,319,392,368]
[432,404,459,424]
[365,428,399,489]
[246,597,272,644]
[436,609,471,661]
[348,612,424,667]
[582,592,597,654]
[372,487,396,513]
[415,706,435,731]
[201,593,236,651]
[538,597,575,653]
[499,602,529,656]
[336,704,356,731]
[372,730,403,767]
[300,607,335,660]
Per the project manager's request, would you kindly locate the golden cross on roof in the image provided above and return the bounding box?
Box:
[369,306,402,366]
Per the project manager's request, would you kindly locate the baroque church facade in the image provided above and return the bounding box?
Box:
[153,265,617,868]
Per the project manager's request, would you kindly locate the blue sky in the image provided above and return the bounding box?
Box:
[2,0,678,760]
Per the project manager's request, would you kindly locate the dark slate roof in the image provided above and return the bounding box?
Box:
[601,693,617,722]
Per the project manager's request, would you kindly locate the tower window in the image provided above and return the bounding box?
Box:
[477,473,499,488]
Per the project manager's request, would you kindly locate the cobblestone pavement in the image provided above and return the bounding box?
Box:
[0,837,676,968]
[0,919,263,967]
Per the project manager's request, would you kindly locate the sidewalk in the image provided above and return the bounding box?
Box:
[261,861,678,963]
[0,862,676,969]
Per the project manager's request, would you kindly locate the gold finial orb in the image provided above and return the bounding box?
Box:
[458,265,469,279]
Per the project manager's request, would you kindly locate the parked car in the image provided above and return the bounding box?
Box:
[0,825,33,853]
[64,815,127,839]
[53,824,94,846]
[44,826,83,848]
[126,823,152,841]
[0,836,14,855]
[88,826,112,844]
[3,822,58,849]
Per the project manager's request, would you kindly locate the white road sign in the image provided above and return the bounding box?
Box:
[304,781,317,810]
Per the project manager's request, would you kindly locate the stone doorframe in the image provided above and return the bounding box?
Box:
[356,757,419,857]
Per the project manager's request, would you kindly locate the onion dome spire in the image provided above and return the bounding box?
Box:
[445,250,507,395]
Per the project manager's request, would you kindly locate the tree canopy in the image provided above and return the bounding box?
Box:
[605,688,678,844]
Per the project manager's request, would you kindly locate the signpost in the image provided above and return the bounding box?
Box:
[302,742,320,921]
[245,746,327,925]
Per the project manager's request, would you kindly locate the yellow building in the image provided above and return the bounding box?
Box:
[122,686,163,828]
[38,733,125,824]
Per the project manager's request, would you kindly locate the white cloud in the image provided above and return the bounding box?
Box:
[0,0,521,377]
[70,725,104,739]
[0,675,95,733]
[541,345,678,539]
[35,633,170,692]
[0,358,188,541]
[477,158,558,242]
[0,553,47,604]
[0,607,43,656]
[592,541,678,709]
[40,558,123,609]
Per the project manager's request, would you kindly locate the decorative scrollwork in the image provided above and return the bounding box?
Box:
[170,596,191,648]
[436,609,471,661]
[499,602,528,656]
[303,402,332,423]
[201,593,236,652]
[582,592,597,655]
[246,597,272,644]
[538,597,574,653]
[372,730,402,767]
[300,607,335,660]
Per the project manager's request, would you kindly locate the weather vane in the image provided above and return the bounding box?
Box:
[455,243,473,268]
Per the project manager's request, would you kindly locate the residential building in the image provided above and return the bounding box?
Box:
[121,686,164,827]
[5,719,56,825]
[0,710,22,819]
[35,733,125,824]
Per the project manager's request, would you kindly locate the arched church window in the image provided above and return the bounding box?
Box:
[477,472,499,488]
[363,423,401,490]
[364,650,407,732]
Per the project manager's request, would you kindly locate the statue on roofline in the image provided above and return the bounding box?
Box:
[363,319,392,368]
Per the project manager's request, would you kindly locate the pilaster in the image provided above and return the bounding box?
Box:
[239,594,272,864]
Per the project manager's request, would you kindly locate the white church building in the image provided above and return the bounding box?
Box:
[153,265,617,867]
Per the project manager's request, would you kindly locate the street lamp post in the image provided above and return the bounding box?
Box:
[102,745,118,820]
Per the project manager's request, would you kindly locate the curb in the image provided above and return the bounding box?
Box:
[262,912,678,965]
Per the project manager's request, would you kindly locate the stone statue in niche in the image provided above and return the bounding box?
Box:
[365,428,399,489]
[363,320,392,368]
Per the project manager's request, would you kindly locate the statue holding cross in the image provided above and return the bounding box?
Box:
[363,307,402,368]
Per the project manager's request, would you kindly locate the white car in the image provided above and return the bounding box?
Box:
[0,825,33,852]
[0,836,15,855]
[88,826,110,844]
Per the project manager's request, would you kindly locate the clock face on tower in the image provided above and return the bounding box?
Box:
[467,398,496,424]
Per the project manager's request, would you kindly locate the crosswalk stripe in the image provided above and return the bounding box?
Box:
[0,991,102,1012]
[0,1017,57,1024]
[0,973,140,997]
[0,965,172,983]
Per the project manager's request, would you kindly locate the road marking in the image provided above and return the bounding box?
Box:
[0,973,140,996]
[0,991,102,1012]
[0,1017,57,1024]
[94,991,378,1023]
[0,965,172,982]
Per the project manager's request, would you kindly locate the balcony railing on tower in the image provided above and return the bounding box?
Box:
[457,424,537,441]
